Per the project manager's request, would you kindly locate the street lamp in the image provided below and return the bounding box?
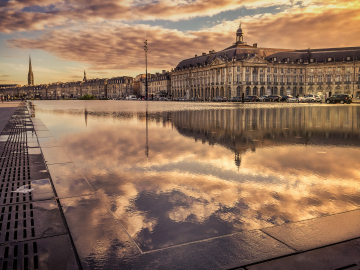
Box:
[144,38,148,100]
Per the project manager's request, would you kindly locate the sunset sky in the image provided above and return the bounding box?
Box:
[1,0,360,85]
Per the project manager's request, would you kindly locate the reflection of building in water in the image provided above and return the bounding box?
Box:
[172,106,360,167]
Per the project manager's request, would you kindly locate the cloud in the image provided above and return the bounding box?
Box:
[8,23,234,71]
[0,11,67,33]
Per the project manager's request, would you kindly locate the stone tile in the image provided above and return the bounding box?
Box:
[47,163,93,198]
[247,238,360,270]
[119,230,295,270]
[33,126,49,131]
[30,178,55,202]
[28,154,45,166]
[35,131,53,138]
[0,234,79,270]
[262,210,360,251]
[28,147,41,155]
[38,137,60,148]
[60,195,140,269]
[41,147,72,164]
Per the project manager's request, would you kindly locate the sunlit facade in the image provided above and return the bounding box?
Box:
[171,23,360,100]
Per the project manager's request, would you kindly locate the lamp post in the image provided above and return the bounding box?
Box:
[144,38,148,100]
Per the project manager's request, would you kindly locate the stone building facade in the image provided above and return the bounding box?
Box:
[171,23,360,100]
[107,76,134,99]
[141,71,171,99]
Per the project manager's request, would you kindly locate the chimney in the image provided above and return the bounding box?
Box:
[253,43,257,48]
[202,53,206,56]
[162,70,166,74]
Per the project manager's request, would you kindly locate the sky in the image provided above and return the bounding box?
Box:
[1,0,360,85]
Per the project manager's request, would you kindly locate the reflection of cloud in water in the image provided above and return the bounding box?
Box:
[57,123,360,250]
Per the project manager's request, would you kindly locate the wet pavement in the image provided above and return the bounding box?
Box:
[0,103,79,269]
[2,100,360,269]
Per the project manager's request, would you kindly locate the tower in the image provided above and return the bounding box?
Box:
[83,70,87,82]
[28,56,34,86]
[236,21,244,44]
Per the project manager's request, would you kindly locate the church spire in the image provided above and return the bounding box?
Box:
[83,70,87,82]
[236,20,244,44]
[28,55,34,86]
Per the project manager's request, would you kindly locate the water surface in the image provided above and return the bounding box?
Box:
[32,101,360,252]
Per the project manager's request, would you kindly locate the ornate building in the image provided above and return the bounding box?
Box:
[171,23,360,100]
[28,56,34,86]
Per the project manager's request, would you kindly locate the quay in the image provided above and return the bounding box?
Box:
[2,102,360,270]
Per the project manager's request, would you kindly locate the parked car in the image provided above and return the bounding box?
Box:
[280,95,293,102]
[325,94,352,104]
[287,96,299,103]
[264,95,281,102]
[230,96,242,102]
[213,96,227,102]
[304,94,322,103]
[259,95,268,102]
[244,95,260,102]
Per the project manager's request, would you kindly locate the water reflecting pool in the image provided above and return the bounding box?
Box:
[32,101,360,252]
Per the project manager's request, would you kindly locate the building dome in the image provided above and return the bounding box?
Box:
[237,27,243,34]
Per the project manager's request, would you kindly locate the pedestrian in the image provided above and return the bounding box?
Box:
[242,92,245,103]
[1,96,3,103]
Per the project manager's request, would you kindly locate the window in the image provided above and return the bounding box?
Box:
[318,75,323,83]
[336,75,341,82]
[260,68,263,73]
[267,75,271,83]
[246,67,250,72]
[337,67,341,73]
[310,68,314,73]
[300,69,303,74]
[280,75,284,83]
[346,67,351,73]
[327,57,332,62]
[318,68,322,73]
[293,76,297,83]
[287,76,291,83]
[229,67,232,72]
[237,66,240,72]
[245,74,250,82]
[237,74,240,82]
[274,68,277,73]
[274,75,277,83]
[260,74,264,82]
[346,74,351,82]
[280,68,284,74]
[267,67,270,73]
[253,73,257,82]
[299,76,303,83]
[326,75,331,82]
[309,75,314,83]
[287,68,290,73]
[229,75,232,82]
[293,69,297,74]
[328,68,332,73]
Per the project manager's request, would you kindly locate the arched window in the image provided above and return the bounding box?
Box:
[237,86,241,96]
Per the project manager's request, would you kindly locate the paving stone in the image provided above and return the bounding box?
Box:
[47,163,93,198]
[41,147,72,164]
[247,238,360,270]
[35,131,53,138]
[262,209,360,251]
[60,194,140,270]
[38,137,60,148]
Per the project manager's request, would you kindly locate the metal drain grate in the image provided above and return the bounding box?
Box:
[0,182,33,205]
[0,203,35,243]
[1,240,39,270]
[0,166,30,183]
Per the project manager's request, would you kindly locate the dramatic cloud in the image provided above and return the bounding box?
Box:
[8,23,234,71]
[0,11,67,33]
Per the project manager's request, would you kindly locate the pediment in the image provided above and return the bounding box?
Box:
[210,58,225,66]
[243,56,268,64]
